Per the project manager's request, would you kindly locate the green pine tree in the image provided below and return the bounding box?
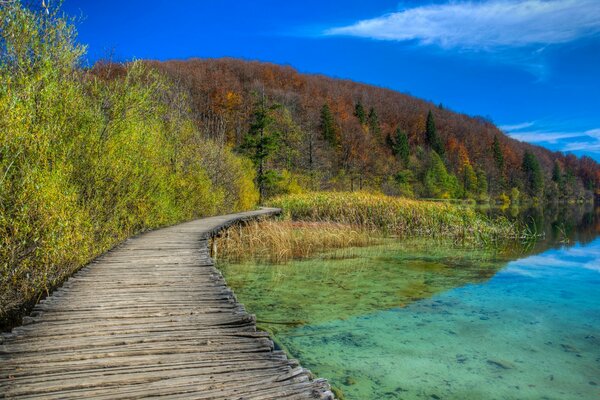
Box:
[461,163,478,199]
[476,168,488,198]
[425,110,445,156]
[354,100,366,125]
[319,103,337,146]
[492,135,505,173]
[367,107,381,136]
[392,127,410,166]
[552,160,562,184]
[240,94,280,202]
[425,151,458,198]
[522,150,544,197]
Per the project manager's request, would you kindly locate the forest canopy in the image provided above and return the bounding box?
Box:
[144,58,600,202]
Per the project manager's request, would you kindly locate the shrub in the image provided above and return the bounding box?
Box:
[0,3,257,322]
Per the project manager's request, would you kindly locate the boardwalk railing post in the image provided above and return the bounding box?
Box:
[210,237,217,260]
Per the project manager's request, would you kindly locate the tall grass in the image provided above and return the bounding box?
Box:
[216,220,378,264]
[217,192,522,265]
[0,3,258,324]
[267,192,520,241]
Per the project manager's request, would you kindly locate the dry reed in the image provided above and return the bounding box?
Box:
[215,220,378,264]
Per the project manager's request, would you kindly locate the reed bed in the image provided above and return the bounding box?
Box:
[267,192,520,242]
[215,220,379,264]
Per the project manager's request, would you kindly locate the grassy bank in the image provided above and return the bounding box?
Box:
[0,4,257,326]
[216,192,521,265]
[267,192,519,241]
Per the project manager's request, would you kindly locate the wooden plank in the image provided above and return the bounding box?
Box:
[0,209,334,399]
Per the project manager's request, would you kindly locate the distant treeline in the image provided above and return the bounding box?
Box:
[0,3,257,323]
[138,58,600,203]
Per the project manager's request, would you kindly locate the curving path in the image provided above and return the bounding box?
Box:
[0,209,334,399]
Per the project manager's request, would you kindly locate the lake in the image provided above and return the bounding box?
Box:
[218,205,600,399]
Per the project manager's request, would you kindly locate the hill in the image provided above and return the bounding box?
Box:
[142,58,599,202]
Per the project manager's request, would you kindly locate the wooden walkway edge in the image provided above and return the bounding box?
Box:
[0,208,334,399]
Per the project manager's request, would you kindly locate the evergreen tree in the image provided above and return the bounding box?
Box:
[461,163,478,198]
[552,160,564,195]
[522,151,544,196]
[392,127,410,166]
[552,160,562,184]
[425,151,458,198]
[319,103,337,146]
[367,107,381,136]
[240,95,280,202]
[385,132,394,150]
[354,100,366,125]
[425,110,436,145]
[476,168,488,197]
[425,110,445,156]
[492,135,504,172]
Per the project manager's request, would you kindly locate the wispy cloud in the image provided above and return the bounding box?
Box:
[507,130,586,143]
[501,122,600,157]
[498,122,535,131]
[326,0,600,50]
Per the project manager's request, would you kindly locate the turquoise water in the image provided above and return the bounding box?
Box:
[279,240,600,399]
[219,207,600,399]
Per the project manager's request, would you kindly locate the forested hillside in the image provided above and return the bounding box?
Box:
[142,58,600,202]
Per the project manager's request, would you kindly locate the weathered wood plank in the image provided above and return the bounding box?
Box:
[0,209,334,399]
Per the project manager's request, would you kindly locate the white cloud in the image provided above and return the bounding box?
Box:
[498,122,535,131]
[562,140,600,152]
[506,130,586,143]
[500,123,600,156]
[326,0,600,50]
[501,122,600,142]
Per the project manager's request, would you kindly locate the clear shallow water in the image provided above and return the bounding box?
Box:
[219,208,600,400]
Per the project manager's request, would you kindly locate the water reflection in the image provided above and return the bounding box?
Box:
[482,204,599,246]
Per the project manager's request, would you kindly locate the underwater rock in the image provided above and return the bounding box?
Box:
[456,354,468,364]
[560,343,581,354]
[487,359,515,370]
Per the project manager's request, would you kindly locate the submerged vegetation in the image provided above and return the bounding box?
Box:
[218,238,513,331]
[0,3,257,323]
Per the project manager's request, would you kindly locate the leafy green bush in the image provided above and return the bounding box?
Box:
[0,3,258,322]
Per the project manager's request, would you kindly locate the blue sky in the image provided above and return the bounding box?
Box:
[63,0,600,160]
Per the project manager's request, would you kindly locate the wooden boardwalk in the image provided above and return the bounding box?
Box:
[0,209,334,399]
